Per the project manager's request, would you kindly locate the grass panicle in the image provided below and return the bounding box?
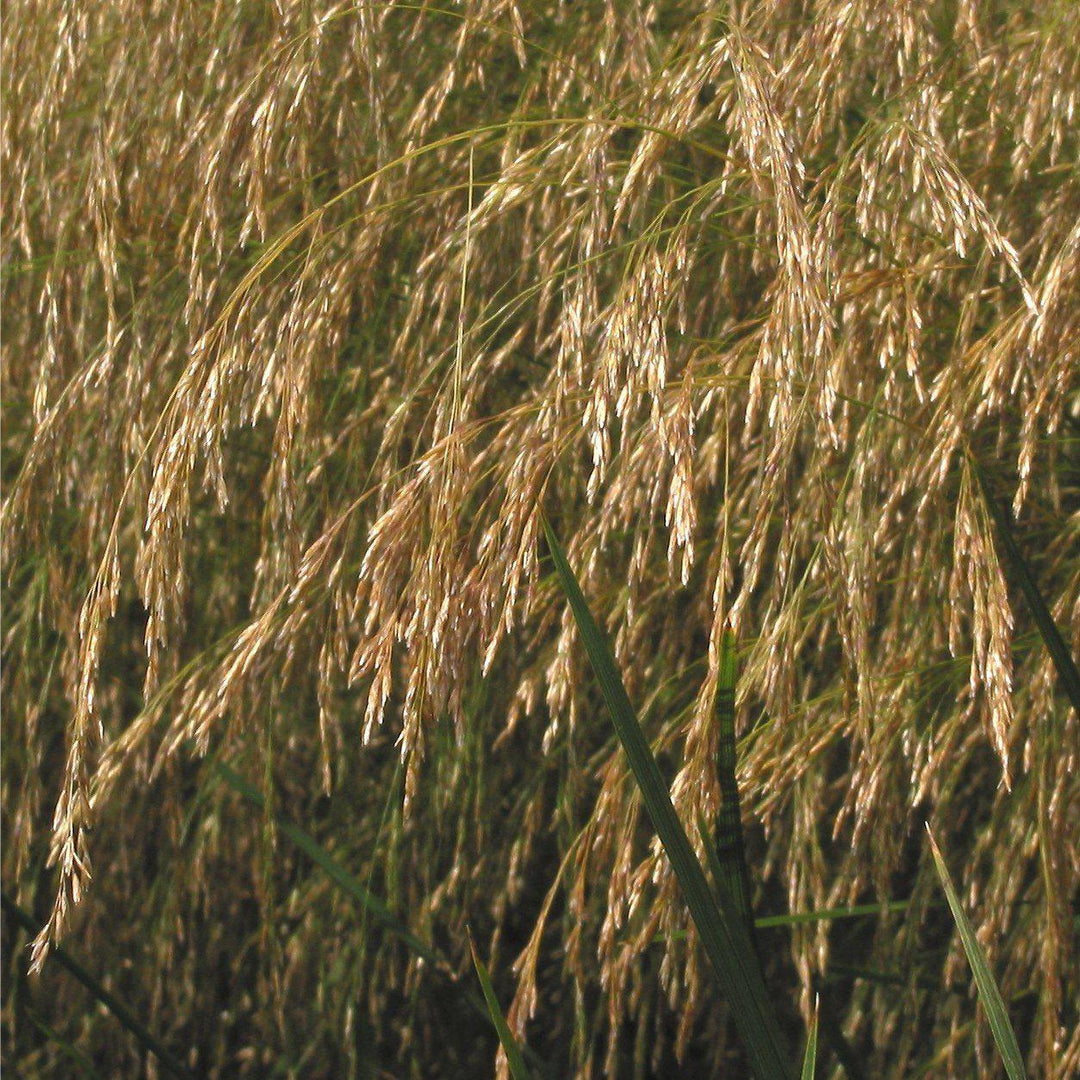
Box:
[2,0,1077,1073]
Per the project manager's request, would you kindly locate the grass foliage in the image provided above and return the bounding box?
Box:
[469,932,534,1080]
[2,0,1078,1075]
[545,517,793,1077]
[926,828,1027,1080]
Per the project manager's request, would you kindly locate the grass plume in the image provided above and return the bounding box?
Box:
[2,0,1078,1075]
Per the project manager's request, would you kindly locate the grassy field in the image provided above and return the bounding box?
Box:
[2,1,1078,1076]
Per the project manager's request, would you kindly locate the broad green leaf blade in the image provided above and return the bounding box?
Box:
[468,932,533,1080]
[2,892,193,1080]
[973,461,1080,716]
[715,630,755,936]
[800,999,818,1080]
[543,517,794,1080]
[926,828,1026,1080]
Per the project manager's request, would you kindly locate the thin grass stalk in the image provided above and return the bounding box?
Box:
[656,897,942,939]
[714,629,757,941]
[1,892,193,1080]
[23,1012,108,1080]
[216,762,441,966]
[217,760,552,1069]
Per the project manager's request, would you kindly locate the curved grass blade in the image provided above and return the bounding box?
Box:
[23,1010,109,1079]
[715,630,755,938]
[543,516,794,1080]
[468,931,533,1080]
[926,827,1026,1080]
[973,461,1080,715]
[215,762,439,965]
[216,761,557,1072]
[800,999,818,1080]
[1,892,193,1080]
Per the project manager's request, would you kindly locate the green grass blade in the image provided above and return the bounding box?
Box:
[699,812,731,900]
[543,517,794,1080]
[810,976,868,1080]
[800,999,818,1080]
[468,932,533,1080]
[654,898,940,941]
[825,962,955,995]
[1,892,193,1080]
[218,761,555,1071]
[23,1010,109,1079]
[973,461,1080,715]
[715,630,756,937]
[755,901,911,928]
[926,827,1027,1080]
[215,762,440,966]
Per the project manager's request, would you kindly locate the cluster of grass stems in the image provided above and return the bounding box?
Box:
[3,0,1079,1076]
[5,517,1072,1076]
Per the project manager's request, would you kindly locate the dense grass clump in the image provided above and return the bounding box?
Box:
[2,1,1078,1076]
